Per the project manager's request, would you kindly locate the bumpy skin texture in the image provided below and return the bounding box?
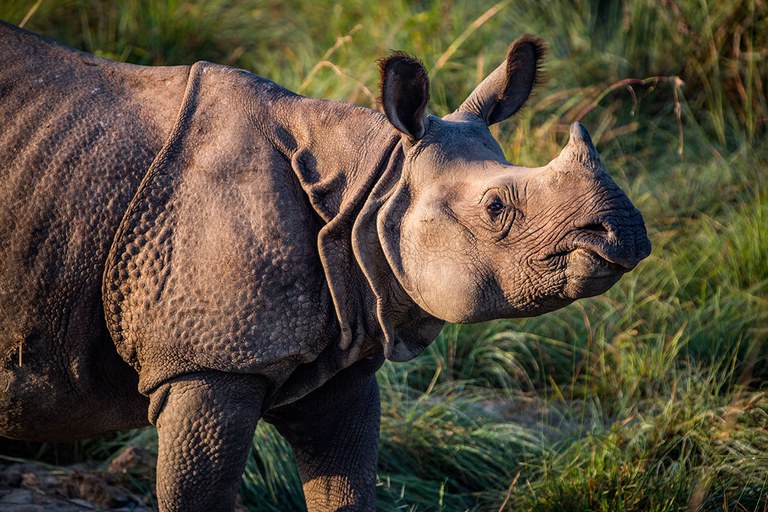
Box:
[0,21,188,439]
[152,373,266,512]
[0,23,651,511]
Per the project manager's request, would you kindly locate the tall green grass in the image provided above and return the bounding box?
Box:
[1,0,766,510]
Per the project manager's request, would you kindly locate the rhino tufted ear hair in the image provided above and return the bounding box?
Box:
[379,52,430,140]
[457,35,546,125]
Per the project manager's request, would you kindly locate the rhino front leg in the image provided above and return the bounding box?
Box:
[149,372,266,512]
[268,359,382,511]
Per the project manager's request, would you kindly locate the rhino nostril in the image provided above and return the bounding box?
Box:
[581,222,609,234]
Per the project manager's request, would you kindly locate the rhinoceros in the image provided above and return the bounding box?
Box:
[0,20,650,511]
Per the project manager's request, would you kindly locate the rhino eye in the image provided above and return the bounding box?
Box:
[486,198,505,216]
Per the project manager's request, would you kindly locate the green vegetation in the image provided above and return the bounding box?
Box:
[2,0,766,510]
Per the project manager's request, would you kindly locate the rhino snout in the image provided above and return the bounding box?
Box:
[569,213,651,272]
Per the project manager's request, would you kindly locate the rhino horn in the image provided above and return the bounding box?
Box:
[554,122,603,168]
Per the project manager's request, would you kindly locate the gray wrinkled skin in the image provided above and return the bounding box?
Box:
[0,22,650,512]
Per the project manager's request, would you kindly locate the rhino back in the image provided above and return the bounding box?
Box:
[0,21,188,439]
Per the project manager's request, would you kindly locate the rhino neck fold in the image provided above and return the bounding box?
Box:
[265,99,444,362]
[351,142,445,361]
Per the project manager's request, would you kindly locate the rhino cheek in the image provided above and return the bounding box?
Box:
[422,249,568,323]
[491,260,566,318]
[403,248,483,323]
[400,207,569,322]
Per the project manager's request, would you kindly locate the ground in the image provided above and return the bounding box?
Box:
[0,442,254,512]
[0,446,154,512]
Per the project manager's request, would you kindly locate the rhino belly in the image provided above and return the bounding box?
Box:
[0,331,150,441]
[0,204,152,440]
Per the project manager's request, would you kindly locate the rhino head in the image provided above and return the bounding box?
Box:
[374,36,651,328]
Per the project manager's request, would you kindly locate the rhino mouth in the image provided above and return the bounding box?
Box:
[565,218,649,273]
[543,243,630,282]
[556,245,627,299]
[567,246,628,278]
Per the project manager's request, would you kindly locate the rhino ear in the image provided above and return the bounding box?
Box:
[457,35,545,125]
[379,52,429,140]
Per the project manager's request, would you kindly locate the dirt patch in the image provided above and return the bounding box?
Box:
[0,445,252,511]
[0,446,155,511]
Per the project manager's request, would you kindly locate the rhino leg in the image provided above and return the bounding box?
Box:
[267,358,381,511]
[150,372,266,512]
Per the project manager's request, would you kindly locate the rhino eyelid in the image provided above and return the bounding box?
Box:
[480,188,514,211]
[481,186,513,200]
